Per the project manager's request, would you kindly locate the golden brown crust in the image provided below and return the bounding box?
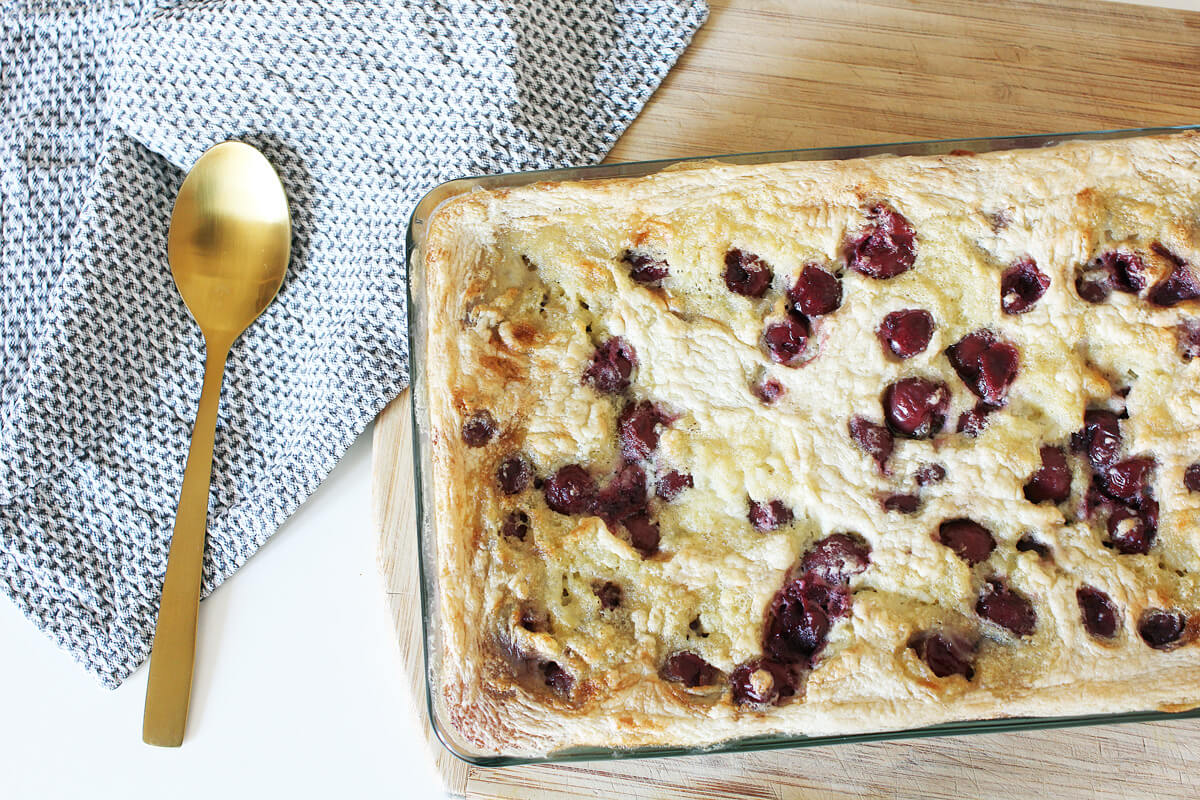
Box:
[420,132,1200,756]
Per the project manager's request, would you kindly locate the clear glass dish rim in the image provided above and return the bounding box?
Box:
[404,123,1200,768]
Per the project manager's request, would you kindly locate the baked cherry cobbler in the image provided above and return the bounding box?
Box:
[419,132,1200,756]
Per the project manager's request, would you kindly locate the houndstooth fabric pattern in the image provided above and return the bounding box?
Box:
[0,0,707,688]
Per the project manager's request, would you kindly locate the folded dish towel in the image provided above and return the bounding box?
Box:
[0,0,707,688]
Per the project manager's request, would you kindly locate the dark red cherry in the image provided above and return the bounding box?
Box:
[800,533,871,585]
[1001,259,1050,314]
[461,409,497,447]
[916,463,947,485]
[944,330,993,386]
[883,377,949,439]
[1139,497,1160,534]
[1096,251,1148,294]
[1016,534,1051,559]
[595,462,648,525]
[724,248,773,297]
[883,494,920,513]
[1076,270,1112,304]
[582,337,637,394]
[655,470,693,501]
[594,581,623,610]
[877,309,934,359]
[1185,463,1200,493]
[661,652,721,687]
[497,454,532,494]
[729,659,796,707]
[1147,245,1200,307]
[1138,609,1187,649]
[1023,446,1071,504]
[544,464,598,515]
[749,499,793,532]
[519,605,549,633]
[501,510,530,541]
[623,249,669,284]
[947,330,1019,405]
[849,416,893,473]
[765,586,828,664]
[763,313,812,366]
[1077,586,1119,638]
[1084,416,1126,473]
[847,204,917,279]
[936,518,996,565]
[1106,504,1156,555]
[1075,251,1148,303]
[1072,409,1122,471]
[624,513,660,557]
[618,401,670,461]
[752,376,785,404]
[976,578,1036,636]
[1099,457,1155,505]
[909,632,974,679]
[980,341,1020,401]
[1177,320,1200,361]
[788,265,842,315]
[657,470,696,501]
[541,661,574,694]
[1083,481,1117,520]
[763,574,849,664]
[956,402,997,437]
[1077,411,1123,466]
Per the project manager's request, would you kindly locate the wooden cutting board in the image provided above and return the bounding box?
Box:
[372,1,1200,797]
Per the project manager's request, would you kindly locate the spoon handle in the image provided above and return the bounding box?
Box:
[143,337,231,747]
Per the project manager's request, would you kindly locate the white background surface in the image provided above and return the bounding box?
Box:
[0,427,447,800]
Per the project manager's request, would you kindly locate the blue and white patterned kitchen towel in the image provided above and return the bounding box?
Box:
[0,1,707,688]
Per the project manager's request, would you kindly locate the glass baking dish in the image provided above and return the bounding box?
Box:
[405,124,1200,766]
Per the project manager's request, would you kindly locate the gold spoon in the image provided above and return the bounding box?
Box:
[143,141,290,747]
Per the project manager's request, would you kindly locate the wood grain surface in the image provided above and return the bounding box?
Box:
[373,1,1200,797]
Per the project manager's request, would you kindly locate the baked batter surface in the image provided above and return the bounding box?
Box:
[420,133,1200,756]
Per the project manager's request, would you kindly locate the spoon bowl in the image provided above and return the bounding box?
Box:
[143,141,290,747]
[167,142,291,339]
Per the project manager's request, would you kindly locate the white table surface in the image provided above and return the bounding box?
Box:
[0,425,446,800]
